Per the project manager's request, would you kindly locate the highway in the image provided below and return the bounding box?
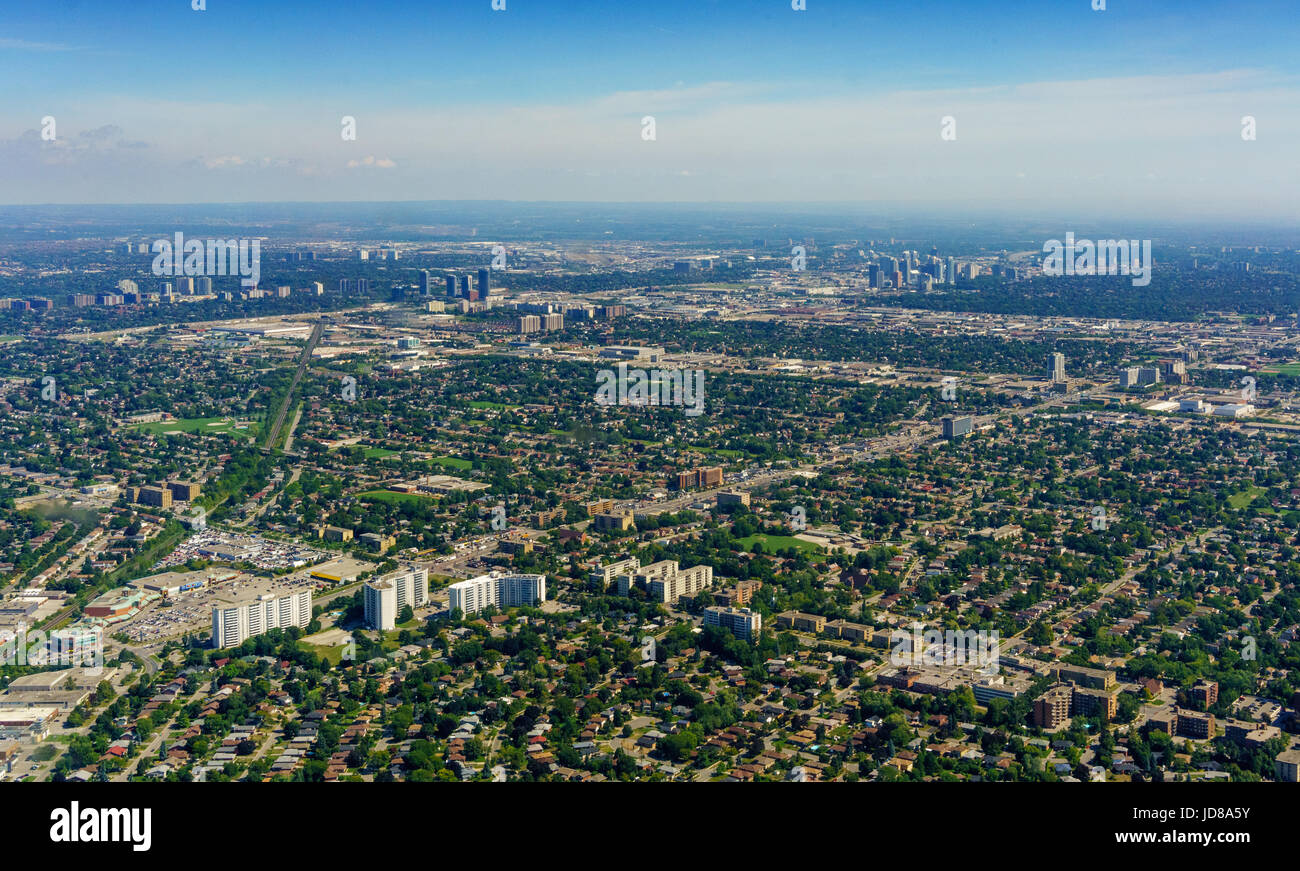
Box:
[262,320,325,452]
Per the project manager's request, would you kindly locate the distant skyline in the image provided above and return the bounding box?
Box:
[2,0,1298,220]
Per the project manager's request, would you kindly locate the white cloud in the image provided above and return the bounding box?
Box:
[0,71,1296,218]
[345,156,396,169]
[0,37,77,51]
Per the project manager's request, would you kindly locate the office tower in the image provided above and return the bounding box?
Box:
[942,416,973,440]
[868,263,881,288]
[176,276,194,295]
[946,257,955,283]
[1050,353,1066,383]
[478,267,491,295]
[445,275,456,296]
[458,274,471,297]
[159,282,172,295]
[418,269,430,294]
[311,281,324,295]
[196,276,212,294]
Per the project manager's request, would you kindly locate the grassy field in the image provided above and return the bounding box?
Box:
[735,534,825,556]
[299,641,350,665]
[430,456,473,471]
[363,447,400,459]
[1228,485,1269,510]
[1263,363,1300,376]
[688,445,743,458]
[358,489,436,506]
[127,416,258,437]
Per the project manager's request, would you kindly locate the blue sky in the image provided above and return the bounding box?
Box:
[2,0,1298,217]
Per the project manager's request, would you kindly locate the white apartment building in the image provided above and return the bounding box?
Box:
[364,579,397,631]
[448,573,547,616]
[391,566,428,611]
[618,560,714,603]
[703,606,761,641]
[591,556,641,586]
[365,566,428,630]
[211,589,312,648]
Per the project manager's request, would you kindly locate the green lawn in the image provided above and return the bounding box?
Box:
[1263,363,1300,375]
[1228,485,1268,510]
[431,456,473,471]
[299,641,349,666]
[127,416,259,437]
[735,534,825,556]
[363,447,399,459]
[358,489,436,506]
